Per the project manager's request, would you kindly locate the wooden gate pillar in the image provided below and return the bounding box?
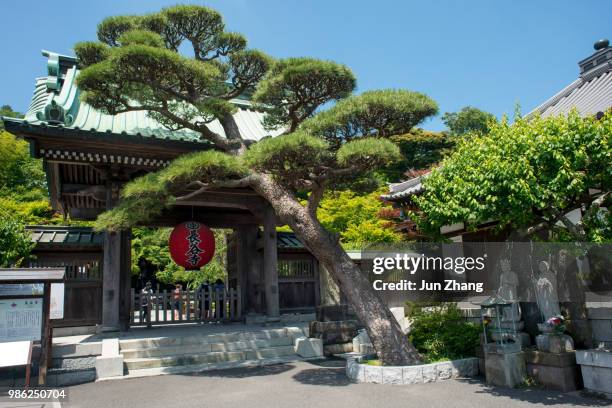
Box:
[101,179,131,332]
[237,226,261,314]
[119,229,132,331]
[263,206,280,318]
[102,230,122,331]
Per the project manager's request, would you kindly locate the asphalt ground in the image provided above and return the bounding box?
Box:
[62,359,611,408]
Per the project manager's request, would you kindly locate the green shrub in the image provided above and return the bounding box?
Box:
[408,302,481,362]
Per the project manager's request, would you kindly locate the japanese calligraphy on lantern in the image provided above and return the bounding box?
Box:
[168,221,215,270]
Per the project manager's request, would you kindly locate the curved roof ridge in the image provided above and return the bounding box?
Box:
[12,50,284,144]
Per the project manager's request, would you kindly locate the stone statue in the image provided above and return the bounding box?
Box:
[534,260,561,321]
[497,258,521,321]
[534,260,574,353]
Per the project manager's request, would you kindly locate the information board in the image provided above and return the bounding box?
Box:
[0,298,43,343]
[50,283,64,320]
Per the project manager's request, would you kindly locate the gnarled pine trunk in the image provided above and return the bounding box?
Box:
[251,173,421,365]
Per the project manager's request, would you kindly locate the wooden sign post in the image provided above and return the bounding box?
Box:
[0,268,66,386]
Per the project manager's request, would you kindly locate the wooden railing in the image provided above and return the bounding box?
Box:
[130,287,242,327]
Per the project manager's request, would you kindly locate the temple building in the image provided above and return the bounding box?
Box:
[2,51,327,332]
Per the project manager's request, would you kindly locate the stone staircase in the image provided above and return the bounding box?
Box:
[119,327,304,377]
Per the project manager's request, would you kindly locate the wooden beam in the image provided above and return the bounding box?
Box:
[175,192,267,211]
[62,184,106,202]
[147,211,259,228]
[69,207,104,220]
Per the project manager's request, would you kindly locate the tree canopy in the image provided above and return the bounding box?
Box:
[415,111,611,241]
[0,105,22,131]
[442,106,496,136]
[0,130,54,266]
[78,4,438,365]
[316,189,402,247]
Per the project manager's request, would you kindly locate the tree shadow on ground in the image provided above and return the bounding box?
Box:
[291,359,352,387]
[457,377,611,407]
[190,363,295,379]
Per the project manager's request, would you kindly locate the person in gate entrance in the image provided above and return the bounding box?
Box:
[141,281,153,322]
[198,281,211,321]
[173,283,182,320]
[214,279,225,321]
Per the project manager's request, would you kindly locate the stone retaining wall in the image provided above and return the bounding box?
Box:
[346,357,479,385]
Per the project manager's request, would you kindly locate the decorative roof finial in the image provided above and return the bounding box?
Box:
[594,39,609,51]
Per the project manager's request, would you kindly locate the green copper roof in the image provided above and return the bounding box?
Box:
[27,225,304,250]
[277,232,306,250]
[5,51,283,144]
[27,225,104,247]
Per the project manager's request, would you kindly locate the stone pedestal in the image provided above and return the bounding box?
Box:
[524,350,581,392]
[310,319,358,356]
[490,331,531,348]
[352,329,375,355]
[576,349,612,397]
[536,334,574,354]
[484,350,526,388]
[488,319,531,348]
[309,320,358,345]
[315,304,355,322]
[95,339,124,379]
[294,337,324,358]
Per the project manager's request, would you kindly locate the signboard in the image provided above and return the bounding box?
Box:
[50,283,64,320]
[0,298,43,343]
[0,284,43,296]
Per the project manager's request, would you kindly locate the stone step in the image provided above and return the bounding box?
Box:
[121,337,293,359]
[119,355,309,380]
[123,345,296,371]
[51,356,97,370]
[119,328,291,351]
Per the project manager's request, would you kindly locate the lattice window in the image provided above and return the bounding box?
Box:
[28,260,102,281]
[278,259,314,280]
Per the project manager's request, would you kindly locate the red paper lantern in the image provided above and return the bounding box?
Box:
[168,222,215,270]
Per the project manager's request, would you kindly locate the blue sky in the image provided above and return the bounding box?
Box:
[0,0,609,130]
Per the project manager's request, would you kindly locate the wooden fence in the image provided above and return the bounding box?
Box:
[130,286,242,327]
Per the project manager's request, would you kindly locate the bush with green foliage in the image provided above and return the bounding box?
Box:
[0,217,35,267]
[408,303,481,362]
[416,111,611,241]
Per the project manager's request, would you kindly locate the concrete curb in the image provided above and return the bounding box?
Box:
[346,356,479,385]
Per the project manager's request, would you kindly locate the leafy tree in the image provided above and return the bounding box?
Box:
[383,129,454,179]
[0,130,55,266]
[0,105,22,131]
[80,5,439,364]
[0,131,47,200]
[317,190,402,247]
[442,106,496,136]
[415,111,611,242]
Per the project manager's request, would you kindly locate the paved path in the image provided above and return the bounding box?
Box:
[65,360,610,408]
